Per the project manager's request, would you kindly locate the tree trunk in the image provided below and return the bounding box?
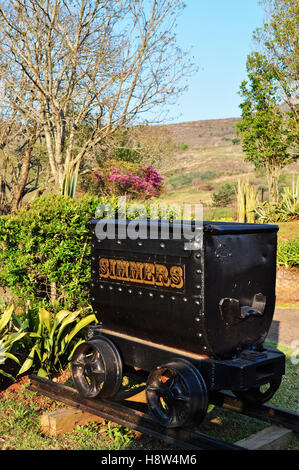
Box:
[265,163,280,205]
[11,146,32,212]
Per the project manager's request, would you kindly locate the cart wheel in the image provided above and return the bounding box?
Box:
[71,336,123,399]
[146,358,208,428]
[233,378,282,405]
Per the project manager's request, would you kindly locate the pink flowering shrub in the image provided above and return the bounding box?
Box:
[94,165,164,199]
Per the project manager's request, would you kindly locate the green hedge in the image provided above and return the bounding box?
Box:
[277,239,299,268]
[0,195,114,309]
[0,194,179,309]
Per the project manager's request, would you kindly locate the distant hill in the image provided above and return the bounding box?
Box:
[156,116,298,214]
[155,117,241,149]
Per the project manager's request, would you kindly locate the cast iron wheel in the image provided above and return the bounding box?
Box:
[146,358,208,428]
[233,378,282,405]
[71,336,123,399]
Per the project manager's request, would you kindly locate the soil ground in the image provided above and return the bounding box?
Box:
[267,308,299,348]
[276,267,299,307]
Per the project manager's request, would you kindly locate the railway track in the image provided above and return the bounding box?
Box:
[29,374,298,451]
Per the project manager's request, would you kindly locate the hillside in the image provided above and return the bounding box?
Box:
[157,117,241,148]
[156,117,299,218]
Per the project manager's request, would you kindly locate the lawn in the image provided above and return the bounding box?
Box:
[0,342,297,450]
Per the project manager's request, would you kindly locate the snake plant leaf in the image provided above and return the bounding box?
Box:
[18,345,37,375]
[4,352,20,364]
[0,368,16,381]
[67,338,85,361]
[64,314,97,346]
[55,310,83,345]
[37,368,48,378]
[38,308,52,332]
[4,331,27,347]
[0,304,14,332]
[51,310,71,336]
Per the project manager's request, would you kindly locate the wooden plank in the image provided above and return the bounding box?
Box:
[235,425,294,450]
[40,407,107,436]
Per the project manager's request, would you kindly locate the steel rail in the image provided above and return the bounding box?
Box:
[209,391,299,433]
[126,369,299,432]
[28,375,243,451]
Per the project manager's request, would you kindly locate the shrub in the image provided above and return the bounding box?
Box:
[81,160,164,200]
[0,305,27,380]
[170,173,195,189]
[212,183,236,207]
[18,307,96,377]
[199,170,219,180]
[0,194,111,309]
[94,164,164,199]
[255,176,299,222]
[0,194,160,310]
[277,239,299,268]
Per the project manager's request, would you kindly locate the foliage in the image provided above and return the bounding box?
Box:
[0,193,168,309]
[237,52,297,203]
[94,165,164,200]
[212,183,236,207]
[180,143,189,150]
[0,194,106,309]
[170,172,196,189]
[253,0,299,129]
[199,170,220,180]
[0,305,27,380]
[169,170,221,189]
[96,127,177,167]
[18,307,97,377]
[255,176,299,222]
[62,162,80,198]
[277,239,299,267]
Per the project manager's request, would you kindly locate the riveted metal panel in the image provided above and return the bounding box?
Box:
[203,230,278,358]
[89,219,278,359]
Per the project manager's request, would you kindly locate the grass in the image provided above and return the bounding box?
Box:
[0,342,297,450]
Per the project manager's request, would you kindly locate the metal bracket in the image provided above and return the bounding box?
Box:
[219,293,266,326]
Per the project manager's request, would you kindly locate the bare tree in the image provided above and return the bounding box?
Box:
[0,0,193,193]
[0,95,40,213]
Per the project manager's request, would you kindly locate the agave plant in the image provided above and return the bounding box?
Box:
[255,176,299,223]
[237,180,258,223]
[62,161,80,198]
[19,307,97,377]
[0,305,27,381]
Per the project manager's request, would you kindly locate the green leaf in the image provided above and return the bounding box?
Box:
[37,368,48,378]
[50,310,71,338]
[67,338,85,361]
[64,314,97,346]
[4,352,20,364]
[4,331,27,347]
[18,346,36,375]
[0,368,16,381]
[0,304,14,332]
[55,310,82,345]
[38,308,52,332]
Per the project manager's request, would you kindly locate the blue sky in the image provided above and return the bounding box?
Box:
[167,0,265,123]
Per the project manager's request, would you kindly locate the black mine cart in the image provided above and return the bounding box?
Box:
[71,219,285,428]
